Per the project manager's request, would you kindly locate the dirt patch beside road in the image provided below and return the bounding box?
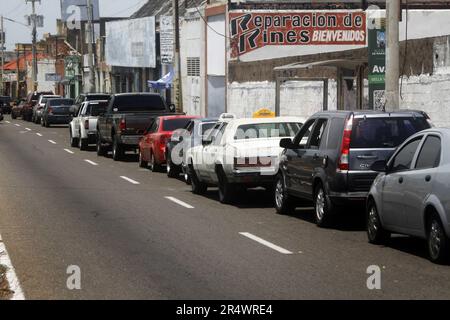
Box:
[0,264,13,300]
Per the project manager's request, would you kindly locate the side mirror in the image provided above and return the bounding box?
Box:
[172,135,183,143]
[202,136,213,146]
[169,104,176,113]
[371,160,388,173]
[280,138,296,150]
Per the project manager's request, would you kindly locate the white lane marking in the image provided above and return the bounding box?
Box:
[120,176,140,185]
[48,140,57,145]
[25,128,31,131]
[84,160,98,166]
[239,232,293,255]
[14,124,21,127]
[0,234,26,300]
[36,133,42,137]
[64,149,74,154]
[165,196,194,209]
[5,121,10,123]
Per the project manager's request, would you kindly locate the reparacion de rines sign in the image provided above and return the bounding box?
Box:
[230,11,367,58]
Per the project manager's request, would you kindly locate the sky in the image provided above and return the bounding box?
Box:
[1,0,148,51]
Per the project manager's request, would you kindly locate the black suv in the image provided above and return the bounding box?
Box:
[275,110,432,227]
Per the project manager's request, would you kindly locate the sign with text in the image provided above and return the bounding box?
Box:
[61,0,100,22]
[230,11,366,58]
[160,16,174,65]
[368,18,386,110]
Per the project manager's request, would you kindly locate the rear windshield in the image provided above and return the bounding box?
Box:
[163,118,193,131]
[86,102,108,116]
[113,95,166,112]
[87,95,110,102]
[350,117,429,149]
[49,99,74,107]
[235,122,302,140]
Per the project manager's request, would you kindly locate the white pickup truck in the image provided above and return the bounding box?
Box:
[186,116,306,204]
[69,100,109,150]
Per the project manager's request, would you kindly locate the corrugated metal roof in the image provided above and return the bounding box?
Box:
[132,0,206,19]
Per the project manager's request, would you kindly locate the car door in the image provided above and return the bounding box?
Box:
[144,119,159,160]
[402,134,442,235]
[284,119,317,195]
[297,118,329,197]
[381,136,423,230]
[204,122,228,182]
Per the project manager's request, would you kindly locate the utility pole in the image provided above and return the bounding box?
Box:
[1,15,5,96]
[26,0,40,92]
[385,0,400,111]
[172,0,183,112]
[86,0,96,93]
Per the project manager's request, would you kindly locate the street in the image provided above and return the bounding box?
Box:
[1,115,450,300]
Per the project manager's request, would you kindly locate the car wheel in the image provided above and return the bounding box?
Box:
[275,174,296,215]
[427,214,450,264]
[70,129,79,148]
[367,200,391,245]
[112,136,124,161]
[138,149,148,168]
[166,154,180,178]
[189,164,207,195]
[217,168,236,204]
[79,133,88,151]
[314,184,335,228]
[96,135,107,156]
[11,113,16,119]
[148,151,161,172]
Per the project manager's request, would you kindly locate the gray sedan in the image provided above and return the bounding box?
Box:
[367,128,450,264]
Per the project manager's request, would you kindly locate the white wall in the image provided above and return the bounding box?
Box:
[400,73,450,128]
[228,80,338,119]
[207,14,226,76]
[36,59,57,93]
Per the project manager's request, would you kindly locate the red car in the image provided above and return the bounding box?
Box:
[139,115,200,172]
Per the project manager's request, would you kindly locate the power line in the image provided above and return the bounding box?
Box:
[194,5,230,39]
[3,16,30,28]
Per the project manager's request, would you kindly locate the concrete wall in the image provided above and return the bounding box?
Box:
[36,59,57,93]
[228,80,339,119]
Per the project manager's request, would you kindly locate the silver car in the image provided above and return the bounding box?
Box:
[367,128,450,264]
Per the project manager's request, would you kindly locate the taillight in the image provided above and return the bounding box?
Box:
[234,157,273,169]
[159,135,169,150]
[338,115,353,172]
[119,118,126,132]
[84,119,89,130]
[48,107,53,114]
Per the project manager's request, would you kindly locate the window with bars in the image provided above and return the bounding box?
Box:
[187,57,200,77]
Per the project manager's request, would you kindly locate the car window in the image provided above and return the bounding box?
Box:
[113,95,166,112]
[309,119,328,150]
[213,123,228,146]
[234,122,301,140]
[415,135,441,170]
[293,119,316,147]
[391,137,423,172]
[324,118,345,150]
[163,118,194,131]
[200,122,216,137]
[351,117,429,149]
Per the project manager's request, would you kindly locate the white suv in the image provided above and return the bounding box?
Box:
[69,100,109,150]
[186,116,305,204]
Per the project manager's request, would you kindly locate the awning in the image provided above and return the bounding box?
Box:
[148,70,173,90]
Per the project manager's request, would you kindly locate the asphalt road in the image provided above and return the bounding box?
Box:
[1,115,450,300]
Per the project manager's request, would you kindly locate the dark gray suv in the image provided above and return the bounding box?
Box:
[275,110,432,227]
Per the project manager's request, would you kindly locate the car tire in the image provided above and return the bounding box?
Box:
[70,129,79,148]
[166,153,180,178]
[79,135,88,151]
[189,164,207,195]
[367,200,391,245]
[217,168,236,204]
[314,184,335,228]
[11,113,16,120]
[138,149,148,168]
[148,151,161,172]
[427,214,450,264]
[96,135,107,156]
[275,174,296,215]
[112,136,124,161]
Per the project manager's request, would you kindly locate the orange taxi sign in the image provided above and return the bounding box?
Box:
[253,108,275,118]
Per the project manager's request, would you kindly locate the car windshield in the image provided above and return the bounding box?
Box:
[87,95,110,102]
[113,95,166,112]
[86,102,108,116]
[49,99,74,107]
[235,122,302,140]
[350,117,430,149]
[163,118,194,131]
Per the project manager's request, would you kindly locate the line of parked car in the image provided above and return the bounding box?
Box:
[5,90,450,264]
